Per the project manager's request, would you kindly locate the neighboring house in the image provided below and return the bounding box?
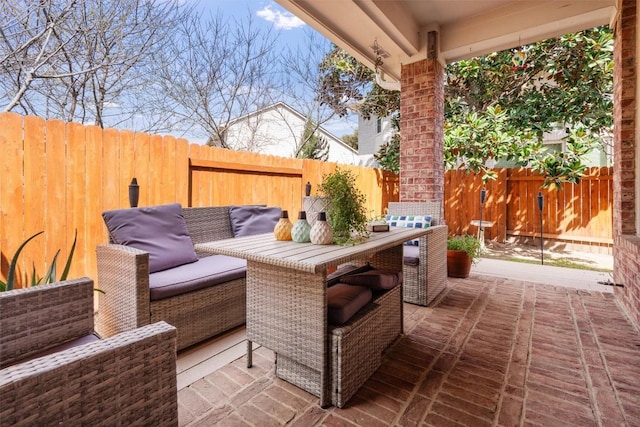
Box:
[359,114,612,167]
[223,102,360,165]
[358,115,394,156]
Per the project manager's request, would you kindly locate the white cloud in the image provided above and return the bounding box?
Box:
[256,5,305,30]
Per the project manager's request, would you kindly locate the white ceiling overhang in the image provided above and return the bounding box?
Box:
[275,0,616,82]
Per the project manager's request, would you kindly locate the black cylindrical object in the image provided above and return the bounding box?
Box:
[129,177,139,208]
[537,191,544,265]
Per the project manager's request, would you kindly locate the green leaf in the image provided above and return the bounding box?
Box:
[5,231,43,291]
[59,229,77,281]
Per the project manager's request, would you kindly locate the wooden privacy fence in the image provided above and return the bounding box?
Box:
[0,112,398,286]
[1,112,613,287]
[444,167,613,246]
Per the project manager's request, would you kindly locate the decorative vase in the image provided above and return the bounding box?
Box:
[291,211,311,243]
[303,196,331,227]
[274,210,293,241]
[446,250,472,278]
[310,212,333,245]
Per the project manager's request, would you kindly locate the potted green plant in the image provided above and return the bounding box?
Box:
[317,167,369,245]
[446,234,482,278]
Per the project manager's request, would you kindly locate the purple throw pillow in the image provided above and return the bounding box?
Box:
[102,203,198,273]
[229,206,281,237]
[340,269,402,290]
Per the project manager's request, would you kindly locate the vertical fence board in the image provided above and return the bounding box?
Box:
[67,122,87,279]
[175,138,190,206]
[599,168,613,239]
[119,130,135,209]
[43,119,66,286]
[0,113,25,285]
[102,128,121,212]
[23,116,46,280]
[85,126,103,280]
[134,132,150,208]
[162,135,178,204]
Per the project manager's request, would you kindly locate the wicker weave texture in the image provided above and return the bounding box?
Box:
[151,277,245,350]
[372,285,402,353]
[96,205,248,351]
[330,302,382,408]
[387,202,448,306]
[1,279,178,425]
[247,261,327,371]
[0,278,95,369]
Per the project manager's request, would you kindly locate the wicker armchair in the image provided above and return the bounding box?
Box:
[0,278,178,426]
[387,202,448,306]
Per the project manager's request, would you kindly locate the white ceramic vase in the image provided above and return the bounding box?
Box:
[310,212,333,245]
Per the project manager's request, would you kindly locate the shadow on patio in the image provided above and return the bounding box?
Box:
[177,273,640,426]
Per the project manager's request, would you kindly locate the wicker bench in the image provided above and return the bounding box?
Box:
[387,202,448,306]
[96,206,248,350]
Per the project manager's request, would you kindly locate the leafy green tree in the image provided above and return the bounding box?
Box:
[318,26,613,188]
[298,116,329,161]
[342,130,359,150]
[318,45,399,120]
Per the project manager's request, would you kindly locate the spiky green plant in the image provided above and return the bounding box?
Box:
[0,230,77,292]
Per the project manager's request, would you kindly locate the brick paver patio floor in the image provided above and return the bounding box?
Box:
[178,274,640,426]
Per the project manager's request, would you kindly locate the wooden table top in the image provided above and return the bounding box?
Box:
[195,225,443,274]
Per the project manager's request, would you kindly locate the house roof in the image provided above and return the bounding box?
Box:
[228,101,358,154]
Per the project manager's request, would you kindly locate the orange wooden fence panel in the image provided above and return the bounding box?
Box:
[0,113,398,287]
[443,167,613,246]
[0,112,613,287]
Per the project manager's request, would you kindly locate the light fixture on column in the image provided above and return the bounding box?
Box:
[372,39,400,91]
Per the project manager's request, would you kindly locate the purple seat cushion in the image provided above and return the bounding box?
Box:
[326,264,372,287]
[403,245,420,266]
[149,255,247,301]
[327,284,372,325]
[103,203,198,273]
[229,206,282,237]
[340,269,402,290]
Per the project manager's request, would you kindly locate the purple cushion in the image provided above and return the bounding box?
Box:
[403,245,419,266]
[327,284,372,325]
[149,255,247,301]
[340,269,402,290]
[102,203,198,273]
[326,264,372,287]
[229,206,281,237]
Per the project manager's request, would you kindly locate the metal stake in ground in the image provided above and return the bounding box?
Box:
[479,188,486,244]
[537,191,544,265]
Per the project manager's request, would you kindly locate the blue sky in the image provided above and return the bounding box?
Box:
[191,0,358,138]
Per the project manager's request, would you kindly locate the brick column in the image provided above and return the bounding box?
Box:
[399,53,445,204]
[613,0,640,329]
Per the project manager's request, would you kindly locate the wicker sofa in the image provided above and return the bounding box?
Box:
[387,201,448,306]
[0,278,177,425]
[96,205,276,351]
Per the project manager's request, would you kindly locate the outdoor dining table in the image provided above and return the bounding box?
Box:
[195,226,432,407]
